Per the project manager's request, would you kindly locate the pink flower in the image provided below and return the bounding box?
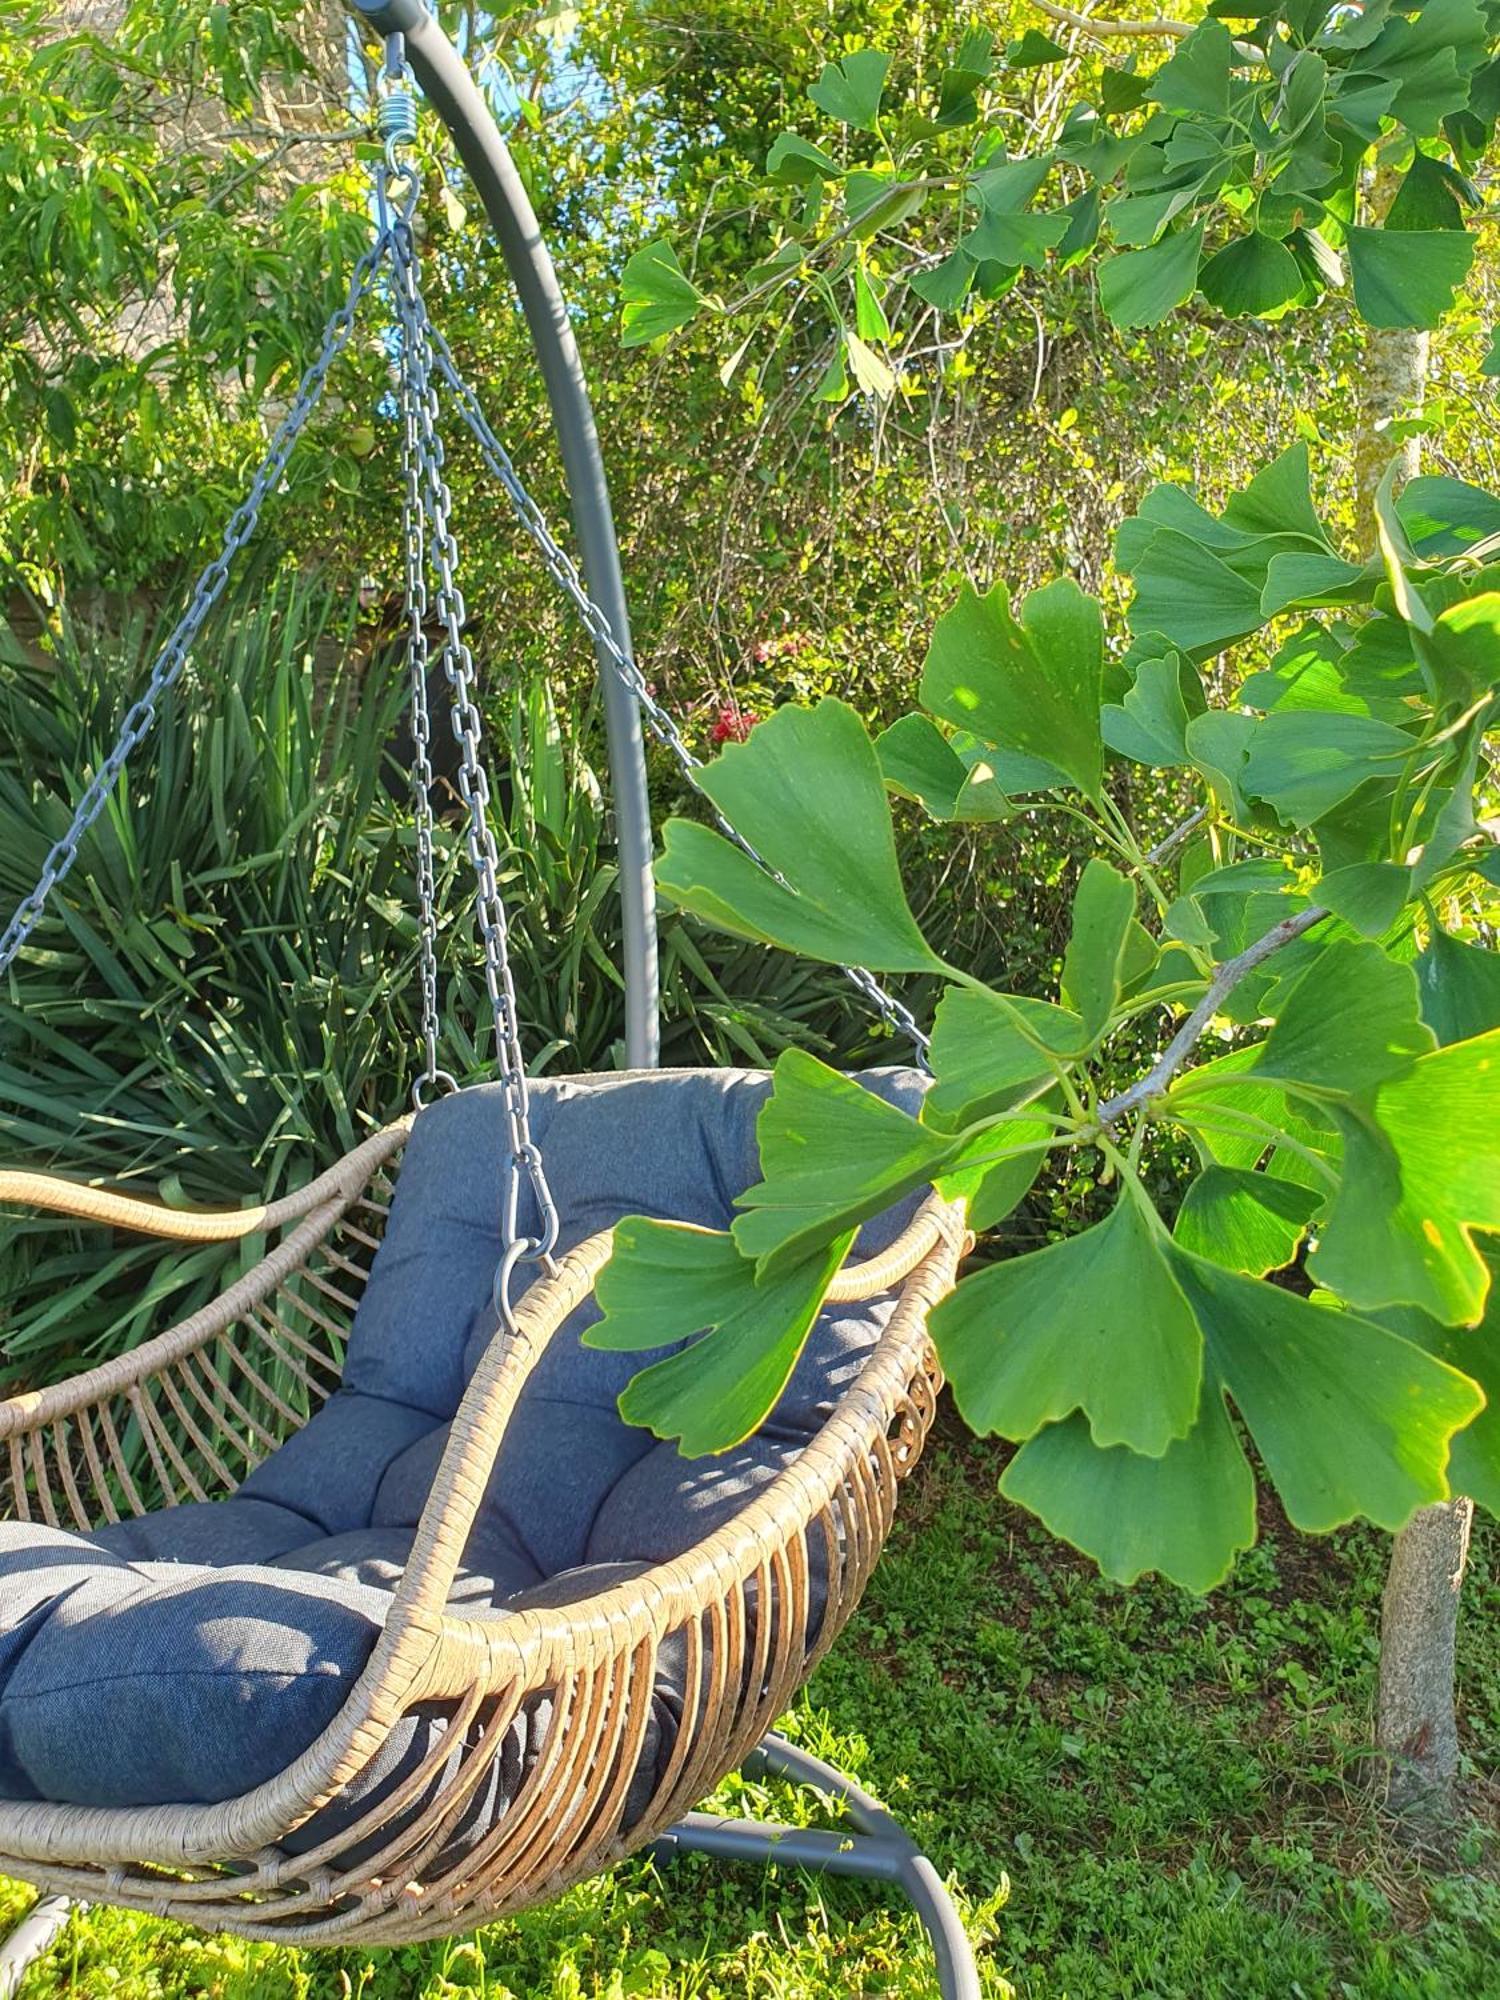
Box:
[711,702,759,745]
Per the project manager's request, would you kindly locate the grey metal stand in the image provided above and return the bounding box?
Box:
[654,1735,982,2000]
[348,0,661,1070]
[0,1894,71,1998]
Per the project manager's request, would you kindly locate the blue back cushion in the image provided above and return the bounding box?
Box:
[244,1067,927,1577]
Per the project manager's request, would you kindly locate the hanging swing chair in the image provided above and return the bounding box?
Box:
[0,4,976,1992]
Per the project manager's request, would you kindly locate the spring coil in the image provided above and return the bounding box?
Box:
[378,88,418,150]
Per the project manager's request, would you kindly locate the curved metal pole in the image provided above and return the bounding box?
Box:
[347,0,660,1069]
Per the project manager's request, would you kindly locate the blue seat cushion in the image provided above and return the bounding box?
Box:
[0,1067,927,1819]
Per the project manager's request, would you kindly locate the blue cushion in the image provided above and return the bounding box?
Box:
[0,1067,927,1820]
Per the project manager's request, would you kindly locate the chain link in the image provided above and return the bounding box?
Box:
[389,210,561,1327]
[0,229,393,982]
[427,331,931,1063]
[397,301,455,1112]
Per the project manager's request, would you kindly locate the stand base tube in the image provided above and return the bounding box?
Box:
[0,1895,73,1998]
[653,1735,982,2000]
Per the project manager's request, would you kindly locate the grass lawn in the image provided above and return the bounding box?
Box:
[5,1414,1497,1999]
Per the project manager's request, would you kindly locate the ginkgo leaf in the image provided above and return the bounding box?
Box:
[1416,925,1500,1046]
[655,699,947,975]
[1060,859,1136,1046]
[1000,1394,1257,1592]
[591,1220,855,1455]
[1315,862,1411,938]
[1241,710,1417,824]
[1253,940,1433,1097]
[731,1051,956,1276]
[1172,1167,1316,1276]
[920,578,1104,800]
[1177,1250,1483,1531]
[874,714,1041,821]
[939,1109,1054,1231]
[1312,1030,1500,1324]
[925,985,1080,1130]
[1375,1258,1500,1520]
[621,240,707,346]
[808,49,890,129]
[931,1193,1204,1455]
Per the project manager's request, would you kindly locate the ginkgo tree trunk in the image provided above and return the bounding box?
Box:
[1354,169,1477,1823]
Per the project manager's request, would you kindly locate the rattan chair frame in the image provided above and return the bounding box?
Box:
[0,1127,966,1950]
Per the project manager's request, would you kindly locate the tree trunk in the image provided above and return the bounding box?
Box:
[1353,325,1429,526]
[1377,1498,1475,1817]
[1352,172,1474,1829]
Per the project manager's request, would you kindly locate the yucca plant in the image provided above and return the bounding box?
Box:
[0,570,888,1387]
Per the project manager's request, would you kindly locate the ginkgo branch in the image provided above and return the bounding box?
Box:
[1145,802,1209,865]
[1031,0,1192,42]
[1097,905,1329,1126]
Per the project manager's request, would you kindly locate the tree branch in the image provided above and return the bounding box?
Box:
[1144,801,1209,865]
[1031,0,1192,42]
[1098,905,1328,1127]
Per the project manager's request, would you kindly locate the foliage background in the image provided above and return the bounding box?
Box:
[0,2,1498,1989]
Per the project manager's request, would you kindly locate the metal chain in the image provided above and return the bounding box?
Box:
[427,331,931,1062]
[388,209,561,1326]
[0,228,393,982]
[397,316,455,1113]
[380,36,452,1114]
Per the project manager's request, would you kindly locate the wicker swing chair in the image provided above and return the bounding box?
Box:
[0,6,977,1993]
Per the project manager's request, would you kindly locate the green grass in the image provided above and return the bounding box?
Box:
[6,1418,1498,1999]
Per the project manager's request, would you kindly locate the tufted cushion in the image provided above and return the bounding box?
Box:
[0,1068,926,1819]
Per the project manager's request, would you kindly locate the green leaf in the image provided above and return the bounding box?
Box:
[877,714,1046,819]
[621,239,705,347]
[1007,28,1068,67]
[592,1220,854,1454]
[971,155,1052,212]
[1101,653,1196,767]
[910,250,977,311]
[732,1051,956,1276]
[1255,941,1432,1098]
[961,207,1070,269]
[1177,1251,1482,1532]
[1428,593,1500,704]
[926,986,1081,1130]
[1222,442,1332,546]
[1386,152,1472,233]
[766,132,840,184]
[932,1193,1203,1455]
[920,578,1104,800]
[1147,20,1233,116]
[1259,551,1371,618]
[1125,529,1266,654]
[1098,225,1204,330]
[1375,1262,1500,1520]
[1313,1030,1500,1324]
[655,699,945,975]
[1346,227,1476,330]
[1060,859,1136,1047]
[1416,927,1500,1047]
[1315,862,1412,938]
[1241,710,1417,825]
[936,27,996,125]
[1057,186,1102,268]
[942,1111,1053,1232]
[808,49,890,130]
[1173,1167,1316,1276]
[854,261,891,342]
[876,714,1006,821]
[1197,232,1304,318]
[1483,328,1500,377]
[1000,1395,1257,1592]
